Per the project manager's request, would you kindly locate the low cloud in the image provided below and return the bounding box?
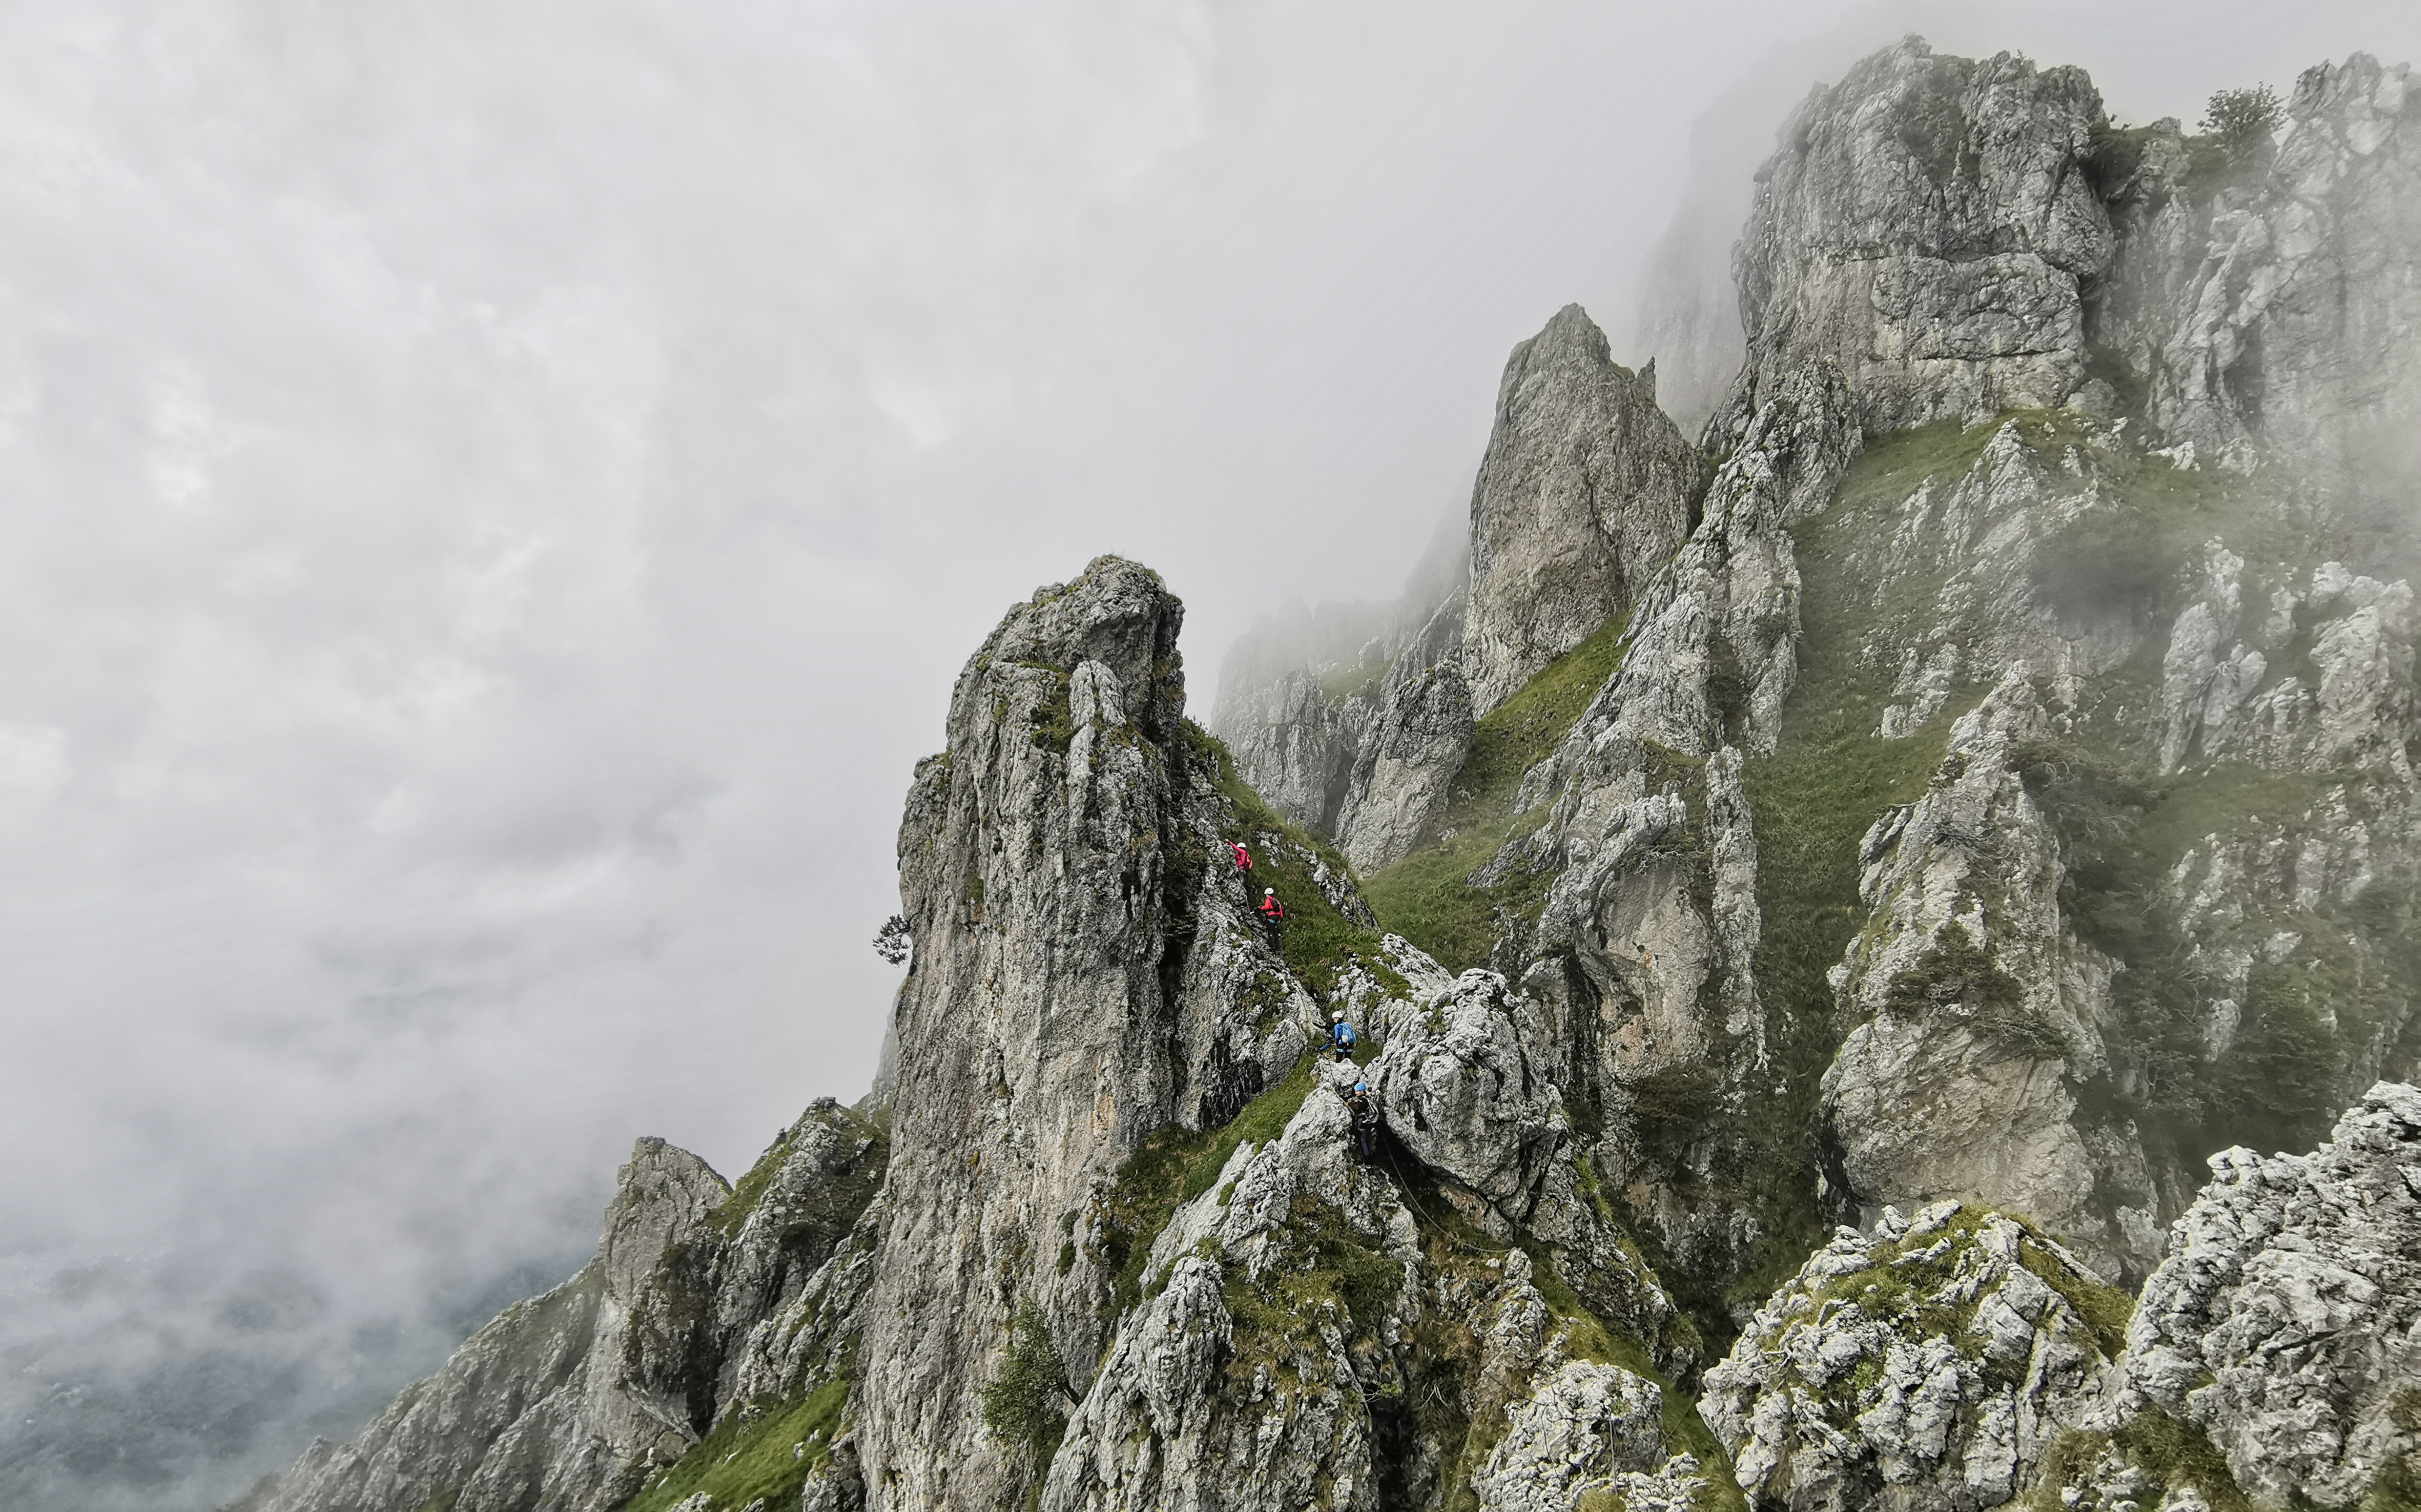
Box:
[4,1,2416,1506]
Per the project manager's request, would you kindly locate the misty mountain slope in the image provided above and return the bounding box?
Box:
[237,34,2421,1512]
[231,1106,886,1512]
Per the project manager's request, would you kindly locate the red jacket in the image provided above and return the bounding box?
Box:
[1258,894,1285,919]
[1232,842,1253,871]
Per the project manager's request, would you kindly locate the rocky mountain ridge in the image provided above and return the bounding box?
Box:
[239,36,2421,1512]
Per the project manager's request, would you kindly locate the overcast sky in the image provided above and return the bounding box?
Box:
[5,2,2418,1506]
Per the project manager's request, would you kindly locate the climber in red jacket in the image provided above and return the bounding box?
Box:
[1231,839,1253,872]
[1257,887,1286,931]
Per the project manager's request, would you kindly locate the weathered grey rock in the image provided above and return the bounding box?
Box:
[2122,1082,2421,1508]
[2099,55,2421,512]
[2158,552,2421,775]
[1464,304,1709,718]
[1702,1201,2123,1512]
[1820,671,2155,1281]
[1333,598,1475,872]
[1041,1086,1421,1512]
[233,1118,887,1512]
[1726,38,2114,433]
[1368,967,1568,1225]
[1472,1362,1711,1512]
[856,558,1310,1508]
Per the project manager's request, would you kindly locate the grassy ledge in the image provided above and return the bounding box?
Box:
[623,1378,852,1512]
[1365,614,1632,971]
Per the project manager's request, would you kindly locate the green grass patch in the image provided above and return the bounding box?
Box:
[1321,658,1390,704]
[1364,614,1631,970]
[2014,1234,2134,1359]
[624,1378,851,1512]
[2113,1406,2254,1512]
[1218,1189,1405,1401]
[1017,660,1076,754]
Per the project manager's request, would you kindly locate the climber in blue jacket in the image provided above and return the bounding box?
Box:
[1329,1010,1358,1063]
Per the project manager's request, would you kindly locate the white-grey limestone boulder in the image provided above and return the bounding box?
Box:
[2122,1082,2421,1508]
[1701,1201,2124,1512]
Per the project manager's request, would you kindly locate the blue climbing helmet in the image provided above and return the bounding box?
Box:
[1353,1081,1369,1096]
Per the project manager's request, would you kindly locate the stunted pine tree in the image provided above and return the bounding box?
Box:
[980,1302,1073,1467]
[2203,84,2282,149]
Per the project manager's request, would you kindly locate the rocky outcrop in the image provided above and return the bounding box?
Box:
[1464,305,1708,718]
[1480,361,1860,1287]
[1819,672,2157,1281]
[1701,1200,2126,1512]
[2158,553,2421,774]
[234,1110,886,1512]
[2120,1082,2421,1508]
[1332,599,1474,873]
[855,557,1316,1508]
[1045,1063,1702,1512]
[1040,1087,1419,1512]
[1368,966,1567,1226]
[1726,38,2115,433]
[1471,1362,1715,1512]
[2097,55,2421,508]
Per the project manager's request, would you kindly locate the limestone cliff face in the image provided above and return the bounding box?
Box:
[1477,361,1861,1291]
[2098,55,2421,509]
[854,556,1302,1509]
[2119,1083,2421,1508]
[1463,304,1710,719]
[1726,38,2114,434]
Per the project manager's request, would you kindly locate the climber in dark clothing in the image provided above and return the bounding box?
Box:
[1346,1080,1380,1161]
[1329,1010,1358,1063]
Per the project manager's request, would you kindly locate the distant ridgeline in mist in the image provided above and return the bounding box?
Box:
[233,39,2421,1512]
